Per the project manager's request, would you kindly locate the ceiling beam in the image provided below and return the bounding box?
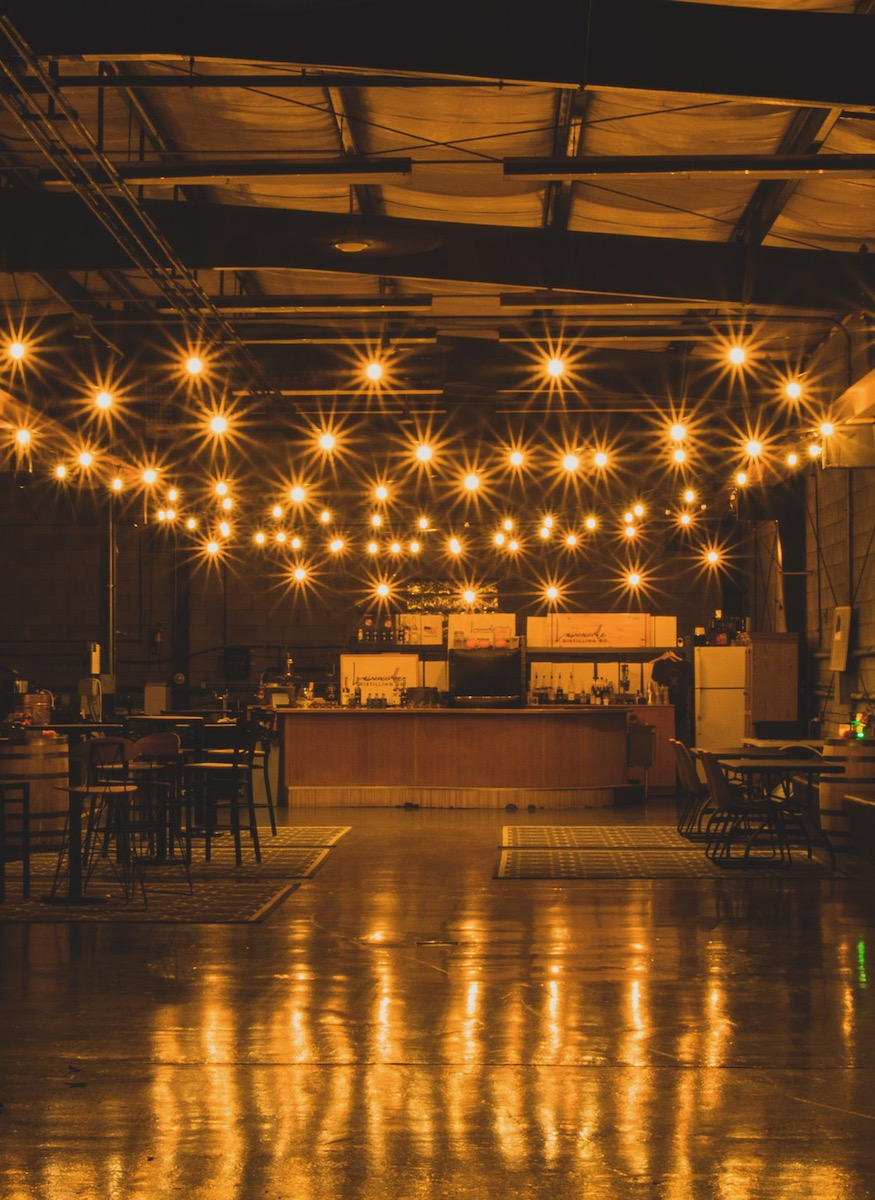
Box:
[39,158,414,188]
[3,191,875,314]
[9,0,875,108]
[506,155,875,182]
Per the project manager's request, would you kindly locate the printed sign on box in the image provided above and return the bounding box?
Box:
[340,655,420,704]
[552,612,648,648]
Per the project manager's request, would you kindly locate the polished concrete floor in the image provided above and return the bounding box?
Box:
[3,797,875,1199]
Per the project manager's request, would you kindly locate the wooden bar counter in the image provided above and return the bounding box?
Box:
[278,705,636,809]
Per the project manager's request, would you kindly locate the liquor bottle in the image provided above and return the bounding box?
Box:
[342,677,350,707]
[353,682,362,707]
[555,672,565,703]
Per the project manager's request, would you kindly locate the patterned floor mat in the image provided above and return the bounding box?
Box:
[501,825,697,850]
[0,826,350,922]
[495,846,834,879]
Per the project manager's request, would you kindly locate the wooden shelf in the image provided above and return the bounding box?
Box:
[525,646,679,662]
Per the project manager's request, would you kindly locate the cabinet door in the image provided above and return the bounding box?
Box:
[745,635,798,727]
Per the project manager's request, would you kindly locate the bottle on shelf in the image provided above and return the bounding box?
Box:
[342,677,350,707]
[555,672,565,703]
[353,682,362,707]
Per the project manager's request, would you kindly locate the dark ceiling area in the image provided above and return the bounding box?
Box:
[2,0,875,566]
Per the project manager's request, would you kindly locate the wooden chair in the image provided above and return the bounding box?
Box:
[55,737,146,903]
[204,708,277,835]
[669,738,713,837]
[130,731,192,890]
[0,780,31,900]
[182,718,261,866]
[698,750,789,865]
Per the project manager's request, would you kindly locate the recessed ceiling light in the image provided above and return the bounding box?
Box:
[334,239,371,253]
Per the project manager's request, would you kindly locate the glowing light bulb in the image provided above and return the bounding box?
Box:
[502,518,514,532]
[96,390,113,410]
[271,505,283,519]
[787,452,799,467]
[417,516,429,531]
[54,464,67,480]
[463,473,479,492]
[320,510,331,524]
[8,340,26,361]
[167,488,179,503]
[627,572,641,587]
[319,432,336,452]
[449,537,462,555]
[585,516,597,531]
[293,566,307,582]
[15,428,31,447]
[562,453,579,472]
[329,538,344,553]
[539,526,550,540]
[275,531,287,544]
[670,423,686,442]
[565,533,578,547]
[706,549,720,565]
[673,448,686,464]
[633,503,644,518]
[728,345,746,366]
[546,356,565,378]
[509,449,524,468]
[157,510,167,522]
[371,513,382,528]
[494,532,506,547]
[365,360,383,382]
[290,536,302,550]
[463,588,477,605]
[210,415,228,436]
[186,517,197,531]
[683,488,695,504]
[624,525,637,538]
[735,471,748,486]
[206,540,219,555]
[409,540,421,554]
[508,538,520,552]
[254,531,266,545]
[389,541,401,555]
[594,450,608,469]
[375,484,389,502]
[785,380,802,401]
[142,468,157,485]
[679,512,692,527]
[166,508,177,523]
[215,481,228,497]
[808,443,822,458]
[78,451,93,468]
[416,444,433,462]
[111,476,123,492]
[820,421,834,438]
[367,541,379,555]
[186,355,203,376]
[623,512,633,524]
[376,582,390,598]
[545,585,559,602]
[219,521,231,538]
[290,485,306,504]
[745,440,762,458]
[221,497,232,512]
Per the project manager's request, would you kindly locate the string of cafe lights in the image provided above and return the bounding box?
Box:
[2,331,837,607]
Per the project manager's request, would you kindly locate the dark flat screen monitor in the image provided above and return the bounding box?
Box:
[448,647,524,708]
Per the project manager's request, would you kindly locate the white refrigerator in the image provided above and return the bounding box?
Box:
[693,646,746,748]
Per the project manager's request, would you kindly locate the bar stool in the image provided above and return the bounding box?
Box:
[182,718,261,866]
[204,708,277,835]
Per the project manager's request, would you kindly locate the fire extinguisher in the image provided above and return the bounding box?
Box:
[150,624,165,658]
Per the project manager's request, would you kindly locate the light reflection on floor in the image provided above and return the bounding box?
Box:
[1,801,875,1198]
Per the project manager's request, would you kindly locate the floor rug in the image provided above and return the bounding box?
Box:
[501,825,697,850]
[494,846,835,880]
[0,826,350,923]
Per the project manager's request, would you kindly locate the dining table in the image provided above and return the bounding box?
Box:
[713,753,847,869]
